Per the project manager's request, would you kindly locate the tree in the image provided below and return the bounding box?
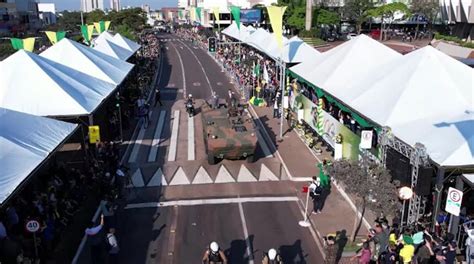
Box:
[287,6,307,31]
[86,9,106,24]
[327,158,400,242]
[108,8,147,35]
[342,0,374,33]
[313,8,341,27]
[409,0,440,37]
[367,2,410,41]
[56,11,82,32]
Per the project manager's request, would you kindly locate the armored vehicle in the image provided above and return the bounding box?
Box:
[201,99,257,165]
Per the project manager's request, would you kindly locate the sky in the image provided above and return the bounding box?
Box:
[38,0,178,12]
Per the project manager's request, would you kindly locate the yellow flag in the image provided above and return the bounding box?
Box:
[23,38,35,52]
[266,6,287,50]
[87,24,95,39]
[212,7,220,24]
[190,7,195,22]
[105,21,111,31]
[45,31,57,44]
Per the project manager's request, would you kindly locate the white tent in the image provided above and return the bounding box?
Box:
[92,31,115,46]
[0,50,117,116]
[0,107,77,204]
[246,28,274,53]
[289,34,401,99]
[40,38,134,85]
[222,23,254,42]
[113,33,141,53]
[348,46,474,166]
[94,36,134,60]
[269,36,321,64]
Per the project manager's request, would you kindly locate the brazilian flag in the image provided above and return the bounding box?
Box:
[45,31,66,45]
[94,20,111,34]
[10,38,35,52]
[81,24,95,45]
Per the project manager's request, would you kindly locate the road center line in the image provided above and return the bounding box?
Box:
[238,200,255,264]
[188,116,195,160]
[170,42,187,99]
[124,196,299,209]
[148,110,167,162]
[168,110,180,162]
[177,40,214,95]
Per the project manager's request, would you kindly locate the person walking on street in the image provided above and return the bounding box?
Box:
[154,88,163,107]
[202,241,227,264]
[85,214,105,264]
[309,176,323,214]
[106,228,120,264]
[262,248,283,264]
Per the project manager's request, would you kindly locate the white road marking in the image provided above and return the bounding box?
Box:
[237,164,257,182]
[177,40,214,95]
[256,130,273,158]
[188,116,195,160]
[148,110,167,162]
[148,168,166,187]
[191,166,213,184]
[259,164,279,181]
[214,165,235,183]
[168,110,180,162]
[238,200,255,264]
[129,169,145,187]
[128,126,146,163]
[168,167,190,185]
[125,196,299,209]
[170,43,187,98]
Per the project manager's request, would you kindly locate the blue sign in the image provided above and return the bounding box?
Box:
[240,9,262,23]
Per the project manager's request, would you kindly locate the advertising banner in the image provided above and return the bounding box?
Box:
[290,91,361,160]
[240,9,262,23]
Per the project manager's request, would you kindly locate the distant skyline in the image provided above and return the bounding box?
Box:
[37,0,178,11]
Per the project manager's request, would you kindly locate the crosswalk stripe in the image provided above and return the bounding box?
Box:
[214,165,235,183]
[191,166,213,184]
[148,110,167,162]
[188,116,195,160]
[237,165,257,182]
[168,110,180,162]
[169,167,190,185]
[259,164,279,181]
[129,169,145,187]
[257,130,273,158]
[148,168,167,186]
[128,126,146,163]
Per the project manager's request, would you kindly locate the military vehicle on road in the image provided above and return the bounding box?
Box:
[201,99,257,165]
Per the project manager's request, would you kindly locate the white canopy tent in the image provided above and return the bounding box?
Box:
[269,36,321,64]
[40,38,134,85]
[0,107,77,204]
[289,34,401,98]
[348,46,474,167]
[0,50,117,116]
[92,31,115,46]
[246,28,274,53]
[113,33,141,53]
[93,35,134,60]
[221,23,254,42]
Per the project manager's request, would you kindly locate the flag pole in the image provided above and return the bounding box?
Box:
[299,184,311,227]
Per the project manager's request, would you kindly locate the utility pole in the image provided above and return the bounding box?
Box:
[305,0,313,31]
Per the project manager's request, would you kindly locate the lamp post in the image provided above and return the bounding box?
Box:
[399,186,414,227]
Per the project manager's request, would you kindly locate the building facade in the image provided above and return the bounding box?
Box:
[38,2,56,25]
[0,0,40,35]
[81,0,104,13]
[109,0,120,11]
[439,0,474,40]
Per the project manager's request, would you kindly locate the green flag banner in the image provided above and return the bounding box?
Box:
[94,21,111,34]
[178,10,183,19]
[195,7,202,21]
[45,31,66,45]
[230,6,241,30]
[81,24,95,44]
[10,38,35,52]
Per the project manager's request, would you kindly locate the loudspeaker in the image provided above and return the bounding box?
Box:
[386,148,411,185]
[415,166,434,196]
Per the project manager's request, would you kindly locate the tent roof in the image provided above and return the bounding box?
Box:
[94,37,134,60]
[290,34,401,97]
[222,23,253,42]
[40,38,134,85]
[94,31,115,44]
[0,50,117,116]
[246,28,273,52]
[113,33,141,53]
[0,107,77,204]
[273,36,321,63]
[348,46,474,166]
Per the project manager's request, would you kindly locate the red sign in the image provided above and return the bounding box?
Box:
[302,186,309,193]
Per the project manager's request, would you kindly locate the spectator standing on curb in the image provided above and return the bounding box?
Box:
[464,223,474,264]
[399,236,415,264]
[416,236,434,264]
[85,214,105,264]
[106,228,120,264]
[309,176,323,214]
[372,223,389,261]
[324,236,338,264]
[351,242,371,264]
[154,88,163,107]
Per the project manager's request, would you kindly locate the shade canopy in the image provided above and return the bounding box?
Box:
[290,34,401,99]
[0,107,77,204]
[348,46,474,166]
[271,36,321,63]
[40,38,134,85]
[0,50,117,116]
[221,23,255,42]
[113,33,141,53]
[93,33,134,60]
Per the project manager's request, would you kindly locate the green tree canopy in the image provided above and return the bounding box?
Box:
[313,8,341,26]
[85,9,106,24]
[342,0,374,32]
[56,11,82,32]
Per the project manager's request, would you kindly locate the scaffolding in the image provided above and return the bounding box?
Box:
[379,127,429,226]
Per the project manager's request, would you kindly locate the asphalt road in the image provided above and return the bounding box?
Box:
[89,32,325,264]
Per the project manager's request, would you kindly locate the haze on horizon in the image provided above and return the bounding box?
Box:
[37,0,178,12]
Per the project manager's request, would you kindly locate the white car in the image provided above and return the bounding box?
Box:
[346,33,358,40]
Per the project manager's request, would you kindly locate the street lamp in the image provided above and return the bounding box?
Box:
[399,186,414,227]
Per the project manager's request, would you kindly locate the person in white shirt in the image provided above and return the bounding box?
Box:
[309,176,323,214]
[106,228,120,264]
[85,214,104,264]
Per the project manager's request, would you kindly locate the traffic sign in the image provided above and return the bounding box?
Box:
[445,187,463,216]
[25,220,40,233]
